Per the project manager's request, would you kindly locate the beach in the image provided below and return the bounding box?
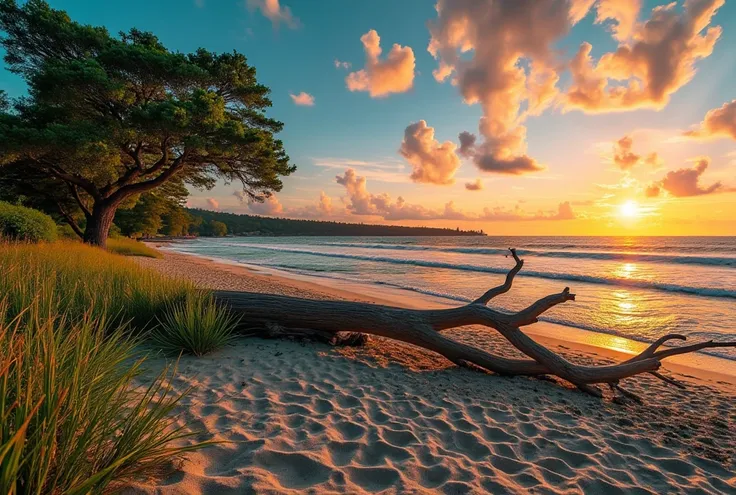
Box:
[123,248,736,494]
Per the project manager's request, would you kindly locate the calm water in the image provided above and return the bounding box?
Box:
[168,236,736,360]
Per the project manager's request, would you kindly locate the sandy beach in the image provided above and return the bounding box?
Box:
[126,248,736,494]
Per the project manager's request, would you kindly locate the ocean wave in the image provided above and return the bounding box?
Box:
[319,242,736,267]
[220,243,736,299]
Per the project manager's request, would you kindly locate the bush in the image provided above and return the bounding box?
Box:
[152,292,239,356]
[107,237,162,258]
[0,303,203,494]
[0,201,57,242]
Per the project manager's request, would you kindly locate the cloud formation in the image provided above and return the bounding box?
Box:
[289,92,315,106]
[465,179,483,191]
[335,168,575,222]
[247,194,284,215]
[334,59,351,70]
[428,1,566,175]
[346,30,415,98]
[684,100,736,141]
[206,198,220,210]
[566,0,724,112]
[645,158,723,197]
[611,135,661,171]
[246,0,299,29]
[399,120,461,185]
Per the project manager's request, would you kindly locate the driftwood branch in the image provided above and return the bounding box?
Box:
[213,248,736,398]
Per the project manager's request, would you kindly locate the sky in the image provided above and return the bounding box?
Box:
[2,0,735,235]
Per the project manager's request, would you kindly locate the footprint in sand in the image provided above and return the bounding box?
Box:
[345,466,401,492]
[253,450,332,490]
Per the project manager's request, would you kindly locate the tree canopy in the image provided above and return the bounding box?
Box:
[0,0,293,246]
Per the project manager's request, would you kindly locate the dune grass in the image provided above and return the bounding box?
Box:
[107,237,163,258]
[152,291,240,356]
[0,241,238,492]
[0,305,203,494]
[0,241,190,331]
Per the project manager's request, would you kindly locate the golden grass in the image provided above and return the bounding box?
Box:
[107,237,163,258]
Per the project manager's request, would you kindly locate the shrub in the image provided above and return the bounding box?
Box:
[107,237,163,258]
[152,292,239,356]
[0,201,57,243]
[0,303,203,494]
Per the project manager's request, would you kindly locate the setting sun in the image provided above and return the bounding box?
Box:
[619,200,640,218]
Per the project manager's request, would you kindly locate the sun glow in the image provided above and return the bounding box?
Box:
[619,200,640,218]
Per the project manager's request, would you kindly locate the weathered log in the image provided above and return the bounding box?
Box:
[214,248,736,397]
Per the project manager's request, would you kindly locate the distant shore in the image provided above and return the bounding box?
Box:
[127,245,736,494]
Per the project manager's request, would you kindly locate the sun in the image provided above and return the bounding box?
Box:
[619,200,640,218]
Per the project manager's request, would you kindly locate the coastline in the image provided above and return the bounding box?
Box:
[144,243,736,389]
[127,245,736,494]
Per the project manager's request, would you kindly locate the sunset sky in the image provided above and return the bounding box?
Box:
[2,0,735,235]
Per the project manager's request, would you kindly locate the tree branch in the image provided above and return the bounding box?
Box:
[108,153,187,203]
[67,183,92,220]
[472,248,523,305]
[509,287,575,327]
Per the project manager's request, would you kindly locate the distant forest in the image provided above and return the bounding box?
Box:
[187,209,486,237]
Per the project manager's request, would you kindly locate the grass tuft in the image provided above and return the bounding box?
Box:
[152,292,240,356]
[0,302,204,494]
[107,237,163,258]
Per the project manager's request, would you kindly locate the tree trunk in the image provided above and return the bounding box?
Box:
[83,202,118,247]
[213,249,736,400]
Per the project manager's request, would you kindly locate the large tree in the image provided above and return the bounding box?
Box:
[0,0,293,246]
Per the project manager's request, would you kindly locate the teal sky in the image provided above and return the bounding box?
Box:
[2,0,735,234]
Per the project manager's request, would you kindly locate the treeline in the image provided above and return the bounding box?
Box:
[186,208,486,237]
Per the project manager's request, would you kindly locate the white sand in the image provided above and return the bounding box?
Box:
[124,249,736,494]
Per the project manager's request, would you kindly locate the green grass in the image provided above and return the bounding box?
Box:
[0,302,205,494]
[152,292,239,356]
[0,241,238,492]
[107,237,163,258]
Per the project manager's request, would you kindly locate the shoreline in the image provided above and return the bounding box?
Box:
[129,245,736,494]
[145,243,736,388]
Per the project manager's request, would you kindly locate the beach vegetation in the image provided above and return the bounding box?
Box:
[107,237,162,258]
[0,200,57,242]
[151,292,239,356]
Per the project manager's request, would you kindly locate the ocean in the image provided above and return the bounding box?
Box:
[166,236,736,360]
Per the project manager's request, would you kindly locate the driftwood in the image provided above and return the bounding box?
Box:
[214,249,736,398]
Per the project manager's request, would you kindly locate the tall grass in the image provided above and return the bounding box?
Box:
[107,237,163,258]
[152,292,239,356]
[0,241,235,492]
[0,303,204,494]
[0,242,191,331]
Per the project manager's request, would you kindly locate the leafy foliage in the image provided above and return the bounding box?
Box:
[0,0,294,245]
[0,200,57,242]
[152,292,239,356]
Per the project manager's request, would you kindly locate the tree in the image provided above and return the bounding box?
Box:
[0,0,293,247]
[114,178,188,237]
[203,219,227,237]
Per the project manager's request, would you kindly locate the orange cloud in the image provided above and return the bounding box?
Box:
[206,198,219,210]
[335,168,575,222]
[611,135,661,171]
[428,0,569,175]
[399,120,461,185]
[684,100,736,141]
[346,30,416,98]
[246,0,299,29]
[566,0,724,112]
[465,179,483,191]
[248,194,284,215]
[646,158,723,197]
[593,0,641,41]
[289,92,315,106]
